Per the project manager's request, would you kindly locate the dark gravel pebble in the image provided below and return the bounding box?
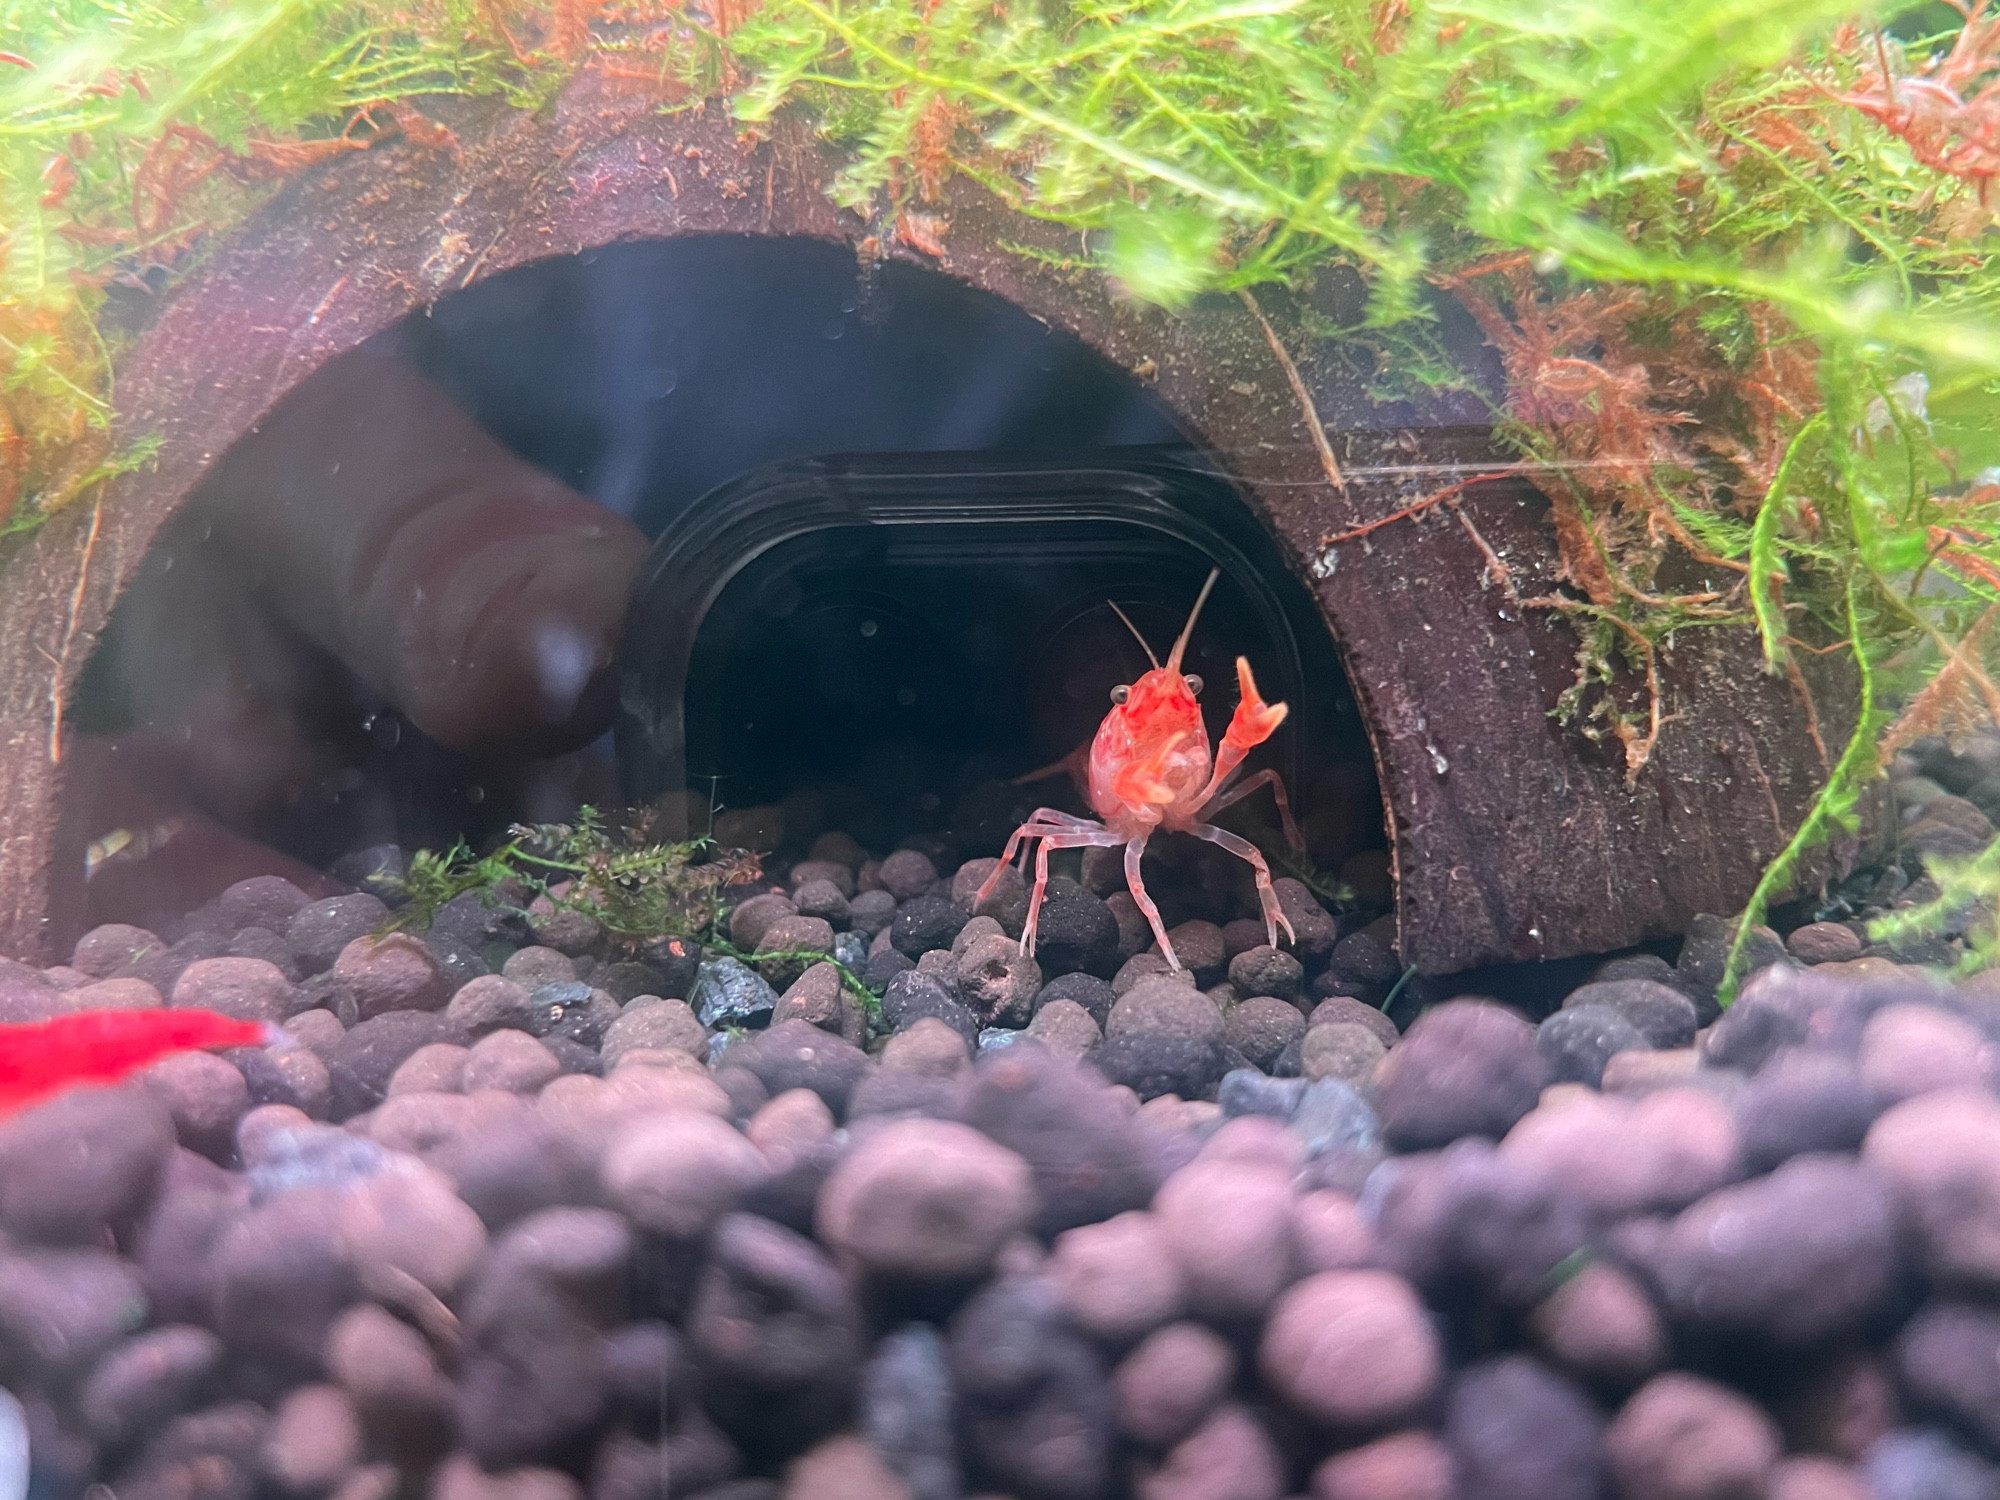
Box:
[1735,1048,1879,1172]
[1620,1154,1902,1345]
[1224,996,1307,1073]
[0,1084,175,1245]
[691,1213,862,1462]
[949,1276,1114,1500]
[1446,1355,1607,1500]
[0,1245,149,1388]
[284,896,392,977]
[1866,1429,2000,1500]
[963,1045,1162,1236]
[1371,1140,1590,1308]
[1226,945,1303,1002]
[1093,1034,1226,1104]
[878,850,940,902]
[324,1012,469,1118]
[1029,888,1120,977]
[863,1324,960,1500]
[1897,1301,2000,1449]
[1562,978,1698,1049]
[881,970,980,1052]
[891,896,968,958]
[1034,971,1116,1027]
[728,1020,870,1116]
[1272,879,1339,968]
[79,1323,225,1449]
[1537,1004,1647,1088]
[1377,1000,1543,1150]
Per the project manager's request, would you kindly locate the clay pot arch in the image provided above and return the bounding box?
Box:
[0,61,1850,969]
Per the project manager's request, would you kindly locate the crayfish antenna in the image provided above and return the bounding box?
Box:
[1106,600,1160,668]
[1166,568,1221,673]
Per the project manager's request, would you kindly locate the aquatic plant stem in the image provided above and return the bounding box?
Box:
[1719,573,1881,1003]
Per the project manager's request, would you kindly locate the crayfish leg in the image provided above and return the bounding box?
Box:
[1186,820,1297,951]
[1124,835,1181,970]
[1198,767,1306,853]
[978,809,1119,958]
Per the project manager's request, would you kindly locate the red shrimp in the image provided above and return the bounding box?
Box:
[977,569,1305,971]
[0,1008,271,1116]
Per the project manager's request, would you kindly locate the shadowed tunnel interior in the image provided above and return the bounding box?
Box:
[74,235,1384,925]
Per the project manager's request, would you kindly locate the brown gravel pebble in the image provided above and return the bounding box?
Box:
[782,1433,915,1500]
[71,923,167,978]
[879,1017,970,1075]
[1153,1158,1297,1321]
[601,1110,770,1239]
[1302,1022,1388,1085]
[746,1087,836,1162]
[1311,1431,1456,1500]
[336,1160,486,1298]
[1787,923,1864,964]
[461,1031,562,1095]
[283,1009,345,1052]
[445,975,535,1036]
[1376,1000,1542,1150]
[1602,1047,1702,1092]
[72,976,163,1011]
[1895,1298,2000,1449]
[1292,1191,1375,1273]
[1026,998,1103,1061]
[1606,1372,1781,1500]
[1225,996,1306,1071]
[1259,1271,1443,1427]
[1135,1403,1285,1500]
[142,1051,250,1162]
[262,1383,363,1496]
[1529,1262,1668,1385]
[1113,1321,1235,1448]
[432,1453,583,1500]
[601,996,709,1065]
[955,934,1043,1028]
[1858,1002,1995,1102]
[0,1083,175,1244]
[325,1302,454,1432]
[1501,1087,1739,1215]
[1767,1456,1870,1500]
[1227,944,1304,1002]
[816,1118,1034,1281]
[1107,976,1225,1045]
[387,1043,469,1096]
[1111,952,1193,996]
[1048,1210,1187,1344]
[171,957,293,1023]
[772,962,865,1043]
[500,947,575,987]
[331,934,448,1020]
[1863,1087,2000,1286]
[1308,994,1400,1048]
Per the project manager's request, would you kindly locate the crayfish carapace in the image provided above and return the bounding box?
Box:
[975,568,1305,972]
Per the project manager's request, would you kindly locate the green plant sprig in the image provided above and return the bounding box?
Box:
[383,809,883,1020]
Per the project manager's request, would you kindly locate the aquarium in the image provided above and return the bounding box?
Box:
[1,0,1999,1496]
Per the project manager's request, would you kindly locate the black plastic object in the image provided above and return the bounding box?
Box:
[617,450,1374,855]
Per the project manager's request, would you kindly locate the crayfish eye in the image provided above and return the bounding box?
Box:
[1110,684,1130,705]
[1184,674,1203,696]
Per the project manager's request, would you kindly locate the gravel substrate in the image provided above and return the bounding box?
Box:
[6,797,2000,1500]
